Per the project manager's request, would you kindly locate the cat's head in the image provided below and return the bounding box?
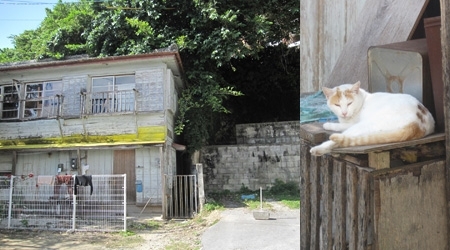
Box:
[323,81,363,119]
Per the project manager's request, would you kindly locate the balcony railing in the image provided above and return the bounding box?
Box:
[81,90,136,115]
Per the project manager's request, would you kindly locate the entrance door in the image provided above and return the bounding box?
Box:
[113,149,136,203]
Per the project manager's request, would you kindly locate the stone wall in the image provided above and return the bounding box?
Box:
[200,121,300,192]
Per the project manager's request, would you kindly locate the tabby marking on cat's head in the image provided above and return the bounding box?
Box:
[323,81,362,119]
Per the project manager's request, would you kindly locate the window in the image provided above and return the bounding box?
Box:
[24,81,63,118]
[0,81,63,120]
[1,85,20,119]
[90,75,135,114]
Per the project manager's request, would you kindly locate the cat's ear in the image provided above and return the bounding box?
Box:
[351,81,361,93]
[322,87,334,99]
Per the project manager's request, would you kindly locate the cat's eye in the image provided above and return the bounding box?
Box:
[335,104,340,107]
[348,102,353,106]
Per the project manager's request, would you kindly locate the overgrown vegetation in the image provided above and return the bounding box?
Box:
[206,179,300,209]
[0,0,299,153]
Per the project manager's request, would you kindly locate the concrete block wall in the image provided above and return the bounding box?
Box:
[236,121,300,144]
[201,121,300,192]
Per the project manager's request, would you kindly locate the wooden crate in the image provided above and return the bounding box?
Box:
[300,123,448,250]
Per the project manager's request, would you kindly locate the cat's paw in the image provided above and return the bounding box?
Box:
[310,145,328,156]
[323,122,335,131]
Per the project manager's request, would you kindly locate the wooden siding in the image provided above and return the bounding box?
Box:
[86,149,113,174]
[301,138,447,249]
[0,113,167,149]
[300,0,429,93]
[300,0,367,93]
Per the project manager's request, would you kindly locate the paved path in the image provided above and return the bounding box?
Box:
[201,205,300,250]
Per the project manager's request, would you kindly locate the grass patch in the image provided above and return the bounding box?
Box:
[203,201,224,212]
[128,219,163,230]
[280,199,300,209]
[243,199,273,210]
[207,179,300,210]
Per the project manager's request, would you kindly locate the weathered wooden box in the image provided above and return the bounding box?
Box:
[300,123,447,250]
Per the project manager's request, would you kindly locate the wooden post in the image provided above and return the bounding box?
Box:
[440,1,450,249]
[368,151,390,170]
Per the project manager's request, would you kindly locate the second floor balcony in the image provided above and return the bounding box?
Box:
[81,89,137,115]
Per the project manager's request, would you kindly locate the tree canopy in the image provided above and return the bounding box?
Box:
[0,0,299,152]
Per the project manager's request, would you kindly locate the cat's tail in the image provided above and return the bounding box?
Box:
[329,122,427,147]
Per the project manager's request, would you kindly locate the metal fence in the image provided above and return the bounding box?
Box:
[0,174,126,232]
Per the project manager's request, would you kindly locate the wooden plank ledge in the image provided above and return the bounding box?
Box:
[332,133,445,154]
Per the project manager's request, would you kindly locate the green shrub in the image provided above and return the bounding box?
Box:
[268,179,299,197]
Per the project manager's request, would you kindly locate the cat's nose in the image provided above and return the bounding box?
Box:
[342,112,347,117]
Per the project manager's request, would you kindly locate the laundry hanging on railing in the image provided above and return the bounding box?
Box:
[74,175,93,195]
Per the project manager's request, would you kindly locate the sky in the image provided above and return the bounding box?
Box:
[0,0,72,49]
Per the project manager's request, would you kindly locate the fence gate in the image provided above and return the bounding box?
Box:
[164,175,198,219]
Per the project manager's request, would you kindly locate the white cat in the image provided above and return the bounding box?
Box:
[310,81,435,156]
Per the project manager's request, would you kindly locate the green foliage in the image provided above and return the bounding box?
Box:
[0,0,299,152]
[243,200,272,210]
[239,183,253,194]
[268,179,300,197]
[119,230,136,237]
[128,220,162,230]
[203,201,224,212]
[20,219,29,227]
[280,199,300,209]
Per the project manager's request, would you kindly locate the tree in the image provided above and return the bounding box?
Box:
[0,0,299,152]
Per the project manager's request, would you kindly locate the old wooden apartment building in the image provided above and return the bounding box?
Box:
[0,51,184,210]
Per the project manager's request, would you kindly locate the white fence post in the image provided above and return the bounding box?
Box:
[7,176,14,229]
[123,173,127,232]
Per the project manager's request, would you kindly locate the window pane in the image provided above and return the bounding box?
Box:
[2,85,19,119]
[92,77,114,92]
[115,75,135,91]
[42,81,63,117]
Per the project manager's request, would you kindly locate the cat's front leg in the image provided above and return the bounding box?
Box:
[310,140,337,156]
[323,122,352,132]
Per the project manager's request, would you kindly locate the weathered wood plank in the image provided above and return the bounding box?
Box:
[346,164,358,250]
[300,122,445,154]
[300,140,311,250]
[300,0,367,93]
[300,123,329,145]
[441,2,450,249]
[332,159,346,250]
[310,153,321,250]
[332,133,445,154]
[368,152,390,170]
[372,173,381,250]
[319,156,333,250]
[325,0,429,89]
[338,154,368,167]
[374,160,447,249]
[357,168,374,250]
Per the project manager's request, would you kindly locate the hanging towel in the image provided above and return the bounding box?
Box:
[74,175,93,195]
[55,175,73,185]
[37,175,55,186]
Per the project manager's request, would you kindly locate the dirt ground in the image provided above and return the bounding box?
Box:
[0,201,296,250]
[0,211,221,250]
